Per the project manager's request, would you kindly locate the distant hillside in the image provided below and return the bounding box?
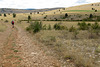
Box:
[66,2,100,10]
[0,8,63,13]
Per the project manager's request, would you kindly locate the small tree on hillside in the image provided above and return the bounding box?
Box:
[37,12,39,14]
[28,15,31,23]
[4,13,6,17]
[13,13,16,18]
[95,10,97,12]
[30,13,32,14]
[89,14,93,18]
[44,15,47,19]
[91,4,93,6]
[65,13,68,18]
[0,14,2,16]
[92,8,95,10]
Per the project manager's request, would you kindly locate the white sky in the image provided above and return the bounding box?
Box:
[0,0,100,9]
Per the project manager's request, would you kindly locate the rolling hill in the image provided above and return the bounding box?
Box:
[0,8,63,13]
[66,2,100,10]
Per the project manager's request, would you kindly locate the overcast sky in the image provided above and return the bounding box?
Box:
[0,0,100,9]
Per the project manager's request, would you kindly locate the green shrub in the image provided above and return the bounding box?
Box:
[0,14,2,16]
[69,26,76,32]
[42,24,47,30]
[28,15,31,23]
[89,14,93,18]
[44,15,47,19]
[54,23,61,30]
[73,29,79,38]
[48,24,52,30]
[91,22,99,29]
[26,21,42,33]
[26,27,31,31]
[77,22,80,26]
[54,23,67,30]
[4,13,6,17]
[30,13,32,14]
[87,23,91,26]
[78,22,89,30]
[5,20,8,22]
[13,13,16,18]
[91,22,100,35]
[14,50,18,52]
[65,13,68,18]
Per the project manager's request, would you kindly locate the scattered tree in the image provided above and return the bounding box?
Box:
[30,13,32,14]
[89,14,93,18]
[65,13,68,18]
[4,13,6,17]
[0,14,2,16]
[95,10,97,12]
[13,13,16,18]
[28,15,31,23]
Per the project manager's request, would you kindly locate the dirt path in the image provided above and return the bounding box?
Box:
[16,25,61,67]
[1,23,61,67]
[1,25,23,67]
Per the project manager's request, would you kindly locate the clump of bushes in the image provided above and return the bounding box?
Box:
[53,23,67,30]
[26,21,42,33]
[44,15,47,19]
[78,21,90,30]
[78,22,100,38]
[91,22,100,35]
[69,26,79,38]
[69,26,76,32]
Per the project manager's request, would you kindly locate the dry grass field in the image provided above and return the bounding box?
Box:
[0,22,7,32]
[17,21,100,67]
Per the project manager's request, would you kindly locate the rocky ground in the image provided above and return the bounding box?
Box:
[0,23,61,67]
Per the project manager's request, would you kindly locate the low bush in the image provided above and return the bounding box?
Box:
[5,20,8,22]
[69,26,76,32]
[54,23,67,30]
[78,22,89,30]
[26,21,42,33]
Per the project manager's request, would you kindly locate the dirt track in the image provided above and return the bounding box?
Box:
[0,23,61,67]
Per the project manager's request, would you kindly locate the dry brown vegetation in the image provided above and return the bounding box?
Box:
[0,22,7,32]
[18,21,100,67]
[0,2,100,67]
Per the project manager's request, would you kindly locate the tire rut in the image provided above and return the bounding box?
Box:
[1,27,23,67]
